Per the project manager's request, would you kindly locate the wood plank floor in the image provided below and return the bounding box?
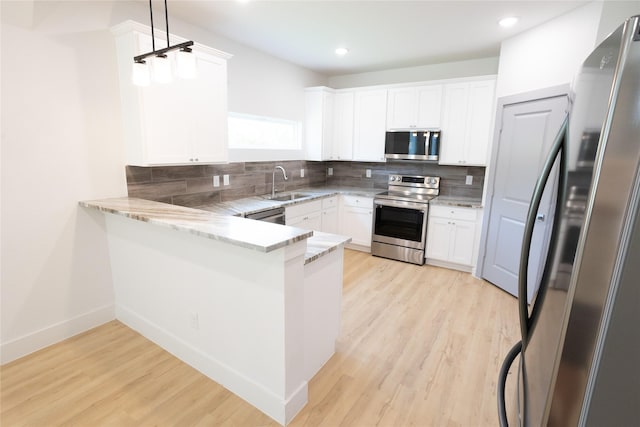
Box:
[1,250,520,426]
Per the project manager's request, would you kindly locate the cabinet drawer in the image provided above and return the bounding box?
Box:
[341,195,372,208]
[430,205,477,221]
[285,199,322,218]
[322,196,338,209]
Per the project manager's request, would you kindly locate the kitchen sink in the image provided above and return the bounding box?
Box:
[268,193,313,202]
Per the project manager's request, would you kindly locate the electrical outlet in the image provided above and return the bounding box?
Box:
[223,174,230,186]
[300,168,305,178]
[366,169,372,178]
[189,312,199,330]
[465,175,473,185]
[328,167,333,176]
[213,176,220,187]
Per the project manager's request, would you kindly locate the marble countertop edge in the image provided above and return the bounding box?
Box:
[79,198,313,253]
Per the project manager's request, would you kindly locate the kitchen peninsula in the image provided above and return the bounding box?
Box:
[80,197,350,426]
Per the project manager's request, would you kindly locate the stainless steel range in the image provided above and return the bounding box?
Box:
[371,174,440,265]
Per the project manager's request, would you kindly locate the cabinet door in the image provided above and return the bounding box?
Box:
[386,88,417,129]
[464,80,496,165]
[321,207,339,234]
[415,85,443,128]
[332,91,354,160]
[440,79,495,166]
[288,211,322,231]
[304,88,334,161]
[189,51,228,163]
[426,216,451,261]
[353,89,387,162]
[305,211,323,231]
[340,206,373,246]
[449,220,476,266]
[124,31,229,165]
[439,83,468,165]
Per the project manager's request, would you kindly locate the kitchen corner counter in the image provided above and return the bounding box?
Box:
[430,196,483,208]
[305,232,352,265]
[80,196,347,424]
[79,197,312,253]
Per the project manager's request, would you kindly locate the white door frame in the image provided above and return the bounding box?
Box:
[476,84,570,280]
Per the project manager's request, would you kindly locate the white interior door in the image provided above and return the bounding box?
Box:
[482,95,568,301]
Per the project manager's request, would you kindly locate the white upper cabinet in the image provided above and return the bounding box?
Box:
[353,89,387,162]
[331,91,354,160]
[439,78,496,166]
[304,88,354,161]
[386,85,442,129]
[304,87,334,161]
[112,21,232,166]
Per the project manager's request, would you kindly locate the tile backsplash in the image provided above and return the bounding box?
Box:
[126,161,326,207]
[326,160,485,199]
[126,160,485,207]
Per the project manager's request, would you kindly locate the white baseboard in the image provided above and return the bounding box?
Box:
[345,243,371,253]
[116,304,308,426]
[0,304,115,364]
[425,258,473,273]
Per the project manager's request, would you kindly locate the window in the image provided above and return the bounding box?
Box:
[228,112,301,150]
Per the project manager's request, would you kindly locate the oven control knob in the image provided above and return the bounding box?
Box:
[390,176,397,182]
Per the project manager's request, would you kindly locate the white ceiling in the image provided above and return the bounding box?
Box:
[165,0,590,76]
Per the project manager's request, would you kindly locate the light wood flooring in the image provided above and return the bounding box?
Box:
[1,250,520,426]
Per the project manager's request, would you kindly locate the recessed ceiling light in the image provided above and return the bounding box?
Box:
[498,16,519,28]
[335,47,349,56]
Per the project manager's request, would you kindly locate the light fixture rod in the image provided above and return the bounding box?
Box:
[149,0,155,52]
[134,40,194,63]
[164,0,170,49]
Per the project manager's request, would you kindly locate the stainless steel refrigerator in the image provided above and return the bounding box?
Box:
[497,15,640,427]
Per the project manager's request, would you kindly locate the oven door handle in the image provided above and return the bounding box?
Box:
[374,199,429,211]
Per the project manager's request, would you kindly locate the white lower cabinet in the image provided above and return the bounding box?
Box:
[426,205,479,269]
[286,199,323,230]
[285,195,371,250]
[339,195,373,248]
[321,196,339,233]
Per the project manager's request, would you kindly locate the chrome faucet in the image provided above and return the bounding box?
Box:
[272,166,288,198]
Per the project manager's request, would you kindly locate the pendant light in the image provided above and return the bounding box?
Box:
[132,0,197,86]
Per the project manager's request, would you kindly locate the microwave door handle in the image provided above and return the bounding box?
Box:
[424,131,430,155]
[518,116,568,344]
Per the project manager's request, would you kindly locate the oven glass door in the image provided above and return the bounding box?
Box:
[373,202,427,248]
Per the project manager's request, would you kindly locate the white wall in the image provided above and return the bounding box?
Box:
[328,56,499,89]
[495,1,603,98]
[595,1,640,44]
[1,2,123,363]
[0,0,326,363]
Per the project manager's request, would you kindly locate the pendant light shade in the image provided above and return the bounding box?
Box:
[132,61,151,86]
[131,0,196,86]
[176,48,198,79]
[151,55,172,84]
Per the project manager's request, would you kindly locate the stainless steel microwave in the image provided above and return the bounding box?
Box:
[384,130,440,161]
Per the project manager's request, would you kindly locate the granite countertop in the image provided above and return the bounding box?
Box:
[430,196,483,208]
[305,232,352,265]
[80,197,313,253]
[195,187,383,217]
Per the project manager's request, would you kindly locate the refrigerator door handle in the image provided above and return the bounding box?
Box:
[518,116,569,343]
